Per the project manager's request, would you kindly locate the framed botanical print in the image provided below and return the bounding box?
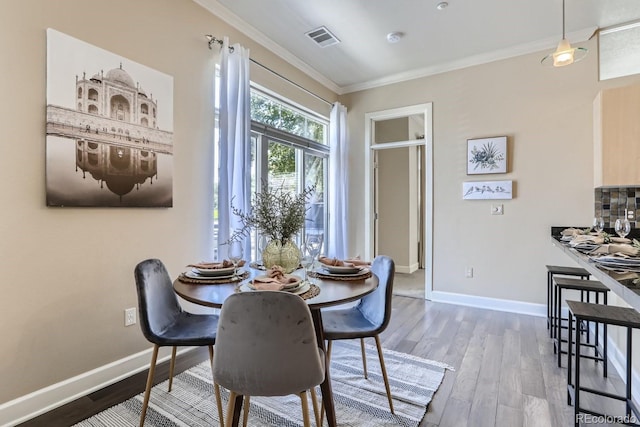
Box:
[467,136,507,175]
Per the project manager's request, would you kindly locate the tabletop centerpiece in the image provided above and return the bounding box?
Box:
[228,183,316,273]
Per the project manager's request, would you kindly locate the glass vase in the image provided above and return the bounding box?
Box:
[262,239,301,273]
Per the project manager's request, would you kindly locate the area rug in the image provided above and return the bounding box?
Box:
[73,341,453,427]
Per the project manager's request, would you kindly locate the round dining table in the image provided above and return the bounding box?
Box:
[173,267,379,427]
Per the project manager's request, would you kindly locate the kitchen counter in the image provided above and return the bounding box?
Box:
[551,226,640,311]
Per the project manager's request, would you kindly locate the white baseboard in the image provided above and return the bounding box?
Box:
[395,263,420,274]
[0,346,192,427]
[430,290,547,317]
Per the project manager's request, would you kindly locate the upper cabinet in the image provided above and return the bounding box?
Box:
[594,83,640,187]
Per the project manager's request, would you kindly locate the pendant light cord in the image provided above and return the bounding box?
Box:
[562,0,566,39]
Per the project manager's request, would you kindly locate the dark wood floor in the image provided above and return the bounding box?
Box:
[18,296,625,426]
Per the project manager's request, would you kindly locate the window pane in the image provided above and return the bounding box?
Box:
[267,141,296,193]
[304,152,324,234]
[251,91,326,145]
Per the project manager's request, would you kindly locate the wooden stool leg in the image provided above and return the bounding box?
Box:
[242,396,250,427]
[575,316,582,427]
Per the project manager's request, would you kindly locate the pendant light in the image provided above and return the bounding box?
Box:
[541,0,588,67]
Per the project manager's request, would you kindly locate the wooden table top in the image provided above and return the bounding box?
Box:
[173,267,379,309]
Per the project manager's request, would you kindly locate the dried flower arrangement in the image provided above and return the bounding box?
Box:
[227,183,316,244]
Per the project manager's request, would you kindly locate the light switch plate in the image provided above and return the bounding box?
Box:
[491,204,503,215]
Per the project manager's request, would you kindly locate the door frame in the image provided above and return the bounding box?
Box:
[363,103,433,300]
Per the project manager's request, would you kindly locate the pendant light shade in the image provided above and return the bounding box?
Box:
[541,0,588,67]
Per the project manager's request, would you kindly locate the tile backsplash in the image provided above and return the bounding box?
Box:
[594,187,640,228]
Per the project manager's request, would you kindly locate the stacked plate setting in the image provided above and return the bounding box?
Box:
[321,265,369,277]
[591,256,640,272]
[185,265,238,280]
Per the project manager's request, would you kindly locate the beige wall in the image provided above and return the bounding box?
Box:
[0,0,336,408]
[340,38,640,305]
[5,0,640,419]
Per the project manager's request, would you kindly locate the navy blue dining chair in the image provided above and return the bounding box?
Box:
[321,255,396,414]
[134,258,224,427]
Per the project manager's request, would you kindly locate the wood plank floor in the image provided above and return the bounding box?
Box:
[19,296,625,426]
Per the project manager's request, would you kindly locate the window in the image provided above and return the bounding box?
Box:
[212,84,329,261]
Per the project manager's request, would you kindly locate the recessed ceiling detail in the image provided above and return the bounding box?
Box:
[305,26,341,48]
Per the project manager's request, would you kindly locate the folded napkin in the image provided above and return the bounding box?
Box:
[318,256,370,267]
[251,265,299,291]
[561,228,588,237]
[590,244,640,257]
[188,260,245,269]
[569,235,605,246]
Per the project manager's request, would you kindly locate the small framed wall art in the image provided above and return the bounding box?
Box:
[463,180,513,200]
[467,136,507,175]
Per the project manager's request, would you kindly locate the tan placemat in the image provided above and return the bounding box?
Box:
[310,270,372,281]
[235,284,320,300]
[178,270,249,285]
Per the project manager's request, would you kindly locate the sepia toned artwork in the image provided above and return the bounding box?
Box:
[463,180,513,200]
[46,29,173,207]
[467,136,507,175]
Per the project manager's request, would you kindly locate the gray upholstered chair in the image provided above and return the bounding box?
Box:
[134,259,224,427]
[321,255,395,414]
[212,291,325,427]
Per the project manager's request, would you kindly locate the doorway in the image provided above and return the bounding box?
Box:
[364,104,433,299]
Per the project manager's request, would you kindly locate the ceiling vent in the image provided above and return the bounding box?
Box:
[305,26,341,48]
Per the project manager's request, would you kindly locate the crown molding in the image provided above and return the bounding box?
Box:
[341,26,598,94]
[193,0,597,96]
[193,0,342,94]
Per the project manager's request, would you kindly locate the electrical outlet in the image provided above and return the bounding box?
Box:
[124,308,137,326]
[628,210,635,220]
[465,267,474,278]
[491,204,503,215]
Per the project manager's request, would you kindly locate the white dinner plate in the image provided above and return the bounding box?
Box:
[185,269,243,280]
[322,265,363,274]
[320,267,369,277]
[192,266,236,276]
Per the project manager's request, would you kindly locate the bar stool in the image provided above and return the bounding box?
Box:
[553,277,609,369]
[546,265,590,338]
[567,301,640,426]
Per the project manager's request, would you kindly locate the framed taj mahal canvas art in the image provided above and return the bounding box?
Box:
[45,29,174,207]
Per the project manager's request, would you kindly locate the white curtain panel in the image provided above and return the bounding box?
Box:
[217,37,251,259]
[328,102,349,259]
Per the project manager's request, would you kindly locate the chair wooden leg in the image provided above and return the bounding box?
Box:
[360,338,368,379]
[226,391,238,427]
[209,345,225,427]
[242,396,250,427]
[374,335,394,414]
[300,391,311,427]
[168,346,177,392]
[140,345,159,427]
[310,387,321,427]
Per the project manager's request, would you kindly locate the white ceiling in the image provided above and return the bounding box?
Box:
[194,0,640,94]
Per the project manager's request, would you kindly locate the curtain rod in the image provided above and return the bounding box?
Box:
[206,35,334,107]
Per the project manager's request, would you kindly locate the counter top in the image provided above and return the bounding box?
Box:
[551,228,640,311]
